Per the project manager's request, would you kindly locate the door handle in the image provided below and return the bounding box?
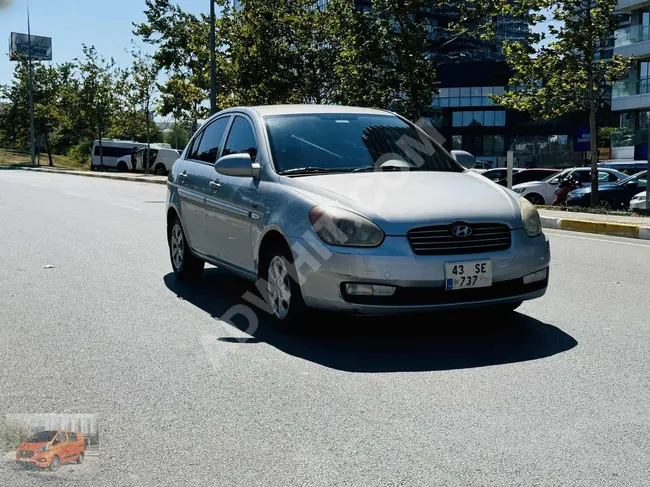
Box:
[178,171,188,180]
[209,181,221,190]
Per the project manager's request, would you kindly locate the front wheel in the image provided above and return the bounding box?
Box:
[77,453,84,464]
[262,246,307,327]
[169,217,204,281]
[525,193,545,206]
[49,456,60,472]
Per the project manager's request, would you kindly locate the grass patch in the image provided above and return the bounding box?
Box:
[0,149,89,171]
[537,205,648,218]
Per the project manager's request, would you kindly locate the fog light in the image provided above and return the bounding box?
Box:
[523,268,547,285]
[344,283,396,296]
[38,458,46,462]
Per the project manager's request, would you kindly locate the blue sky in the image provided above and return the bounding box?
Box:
[0,0,213,86]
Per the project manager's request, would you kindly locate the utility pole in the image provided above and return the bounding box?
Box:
[27,4,36,166]
[210,0,217,115]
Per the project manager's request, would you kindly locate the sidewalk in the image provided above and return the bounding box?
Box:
[3,165,168,185]
[539,209,650,240]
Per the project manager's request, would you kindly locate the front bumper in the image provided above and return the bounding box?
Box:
[15,455,51,468]
[288,229,550,314]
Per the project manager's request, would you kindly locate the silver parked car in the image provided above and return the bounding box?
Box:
[166,105,550,324]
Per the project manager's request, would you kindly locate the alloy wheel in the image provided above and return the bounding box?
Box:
[171,223,185,270]
[268,256,291,320]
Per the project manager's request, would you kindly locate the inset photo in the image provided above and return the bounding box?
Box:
[4,414,99,478]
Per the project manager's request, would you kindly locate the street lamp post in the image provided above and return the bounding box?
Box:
[27,5,36,166]
[210,0,216,115]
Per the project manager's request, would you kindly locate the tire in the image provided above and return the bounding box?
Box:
[49,456,60,472]
[168,216,204,281]
[525,193,545,206]
[77,453,84,464]
[260,243,308,327]
[154,164,167,176]
[117,161,128,173]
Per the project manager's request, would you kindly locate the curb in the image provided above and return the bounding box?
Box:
[4,166,167,186]
[541,216,650,241]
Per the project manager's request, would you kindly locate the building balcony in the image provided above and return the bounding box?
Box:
[616,0,650,13]
[614,24,650,57]
[612,76,650,111]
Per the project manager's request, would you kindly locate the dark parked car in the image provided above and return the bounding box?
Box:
[479,168,523,183]
[565,170,647,209]
[496,169,561,187]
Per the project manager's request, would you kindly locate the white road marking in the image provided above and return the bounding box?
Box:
[64,192,85,197]
[28,183,45,188]
[109,202,142,211]
[545,230,650,248]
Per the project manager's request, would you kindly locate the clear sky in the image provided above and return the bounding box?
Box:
[0,0,212,86]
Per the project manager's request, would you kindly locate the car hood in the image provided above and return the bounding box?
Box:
[568,183,620,195]
[281,171,522,235]
[18,442,48,451]
[512,181,547,191]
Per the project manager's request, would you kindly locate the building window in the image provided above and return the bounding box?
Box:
[452,135,463,150]
[640,62,650,94]
[433,86,505,108]
[451,110,506,127]
[483,135,495,155]
[495,135,505,154]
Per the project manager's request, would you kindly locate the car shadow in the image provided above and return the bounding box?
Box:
[164,268,577,373]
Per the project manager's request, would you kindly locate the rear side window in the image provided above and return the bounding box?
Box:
[607,172,619,182]
[223,116,258,160]
[194,117,230,163]
[68,432,77,442]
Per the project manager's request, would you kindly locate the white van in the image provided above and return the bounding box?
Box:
[116,146,182,175]
[91,139,148,171]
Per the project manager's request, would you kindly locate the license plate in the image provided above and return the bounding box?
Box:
[445,260,492,290]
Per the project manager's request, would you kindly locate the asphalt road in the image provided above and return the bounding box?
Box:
[0,170,649,487]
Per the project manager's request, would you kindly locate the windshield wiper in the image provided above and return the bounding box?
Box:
[279,167,349,176]
[352,164,419,173]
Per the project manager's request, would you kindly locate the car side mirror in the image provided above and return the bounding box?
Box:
[627,181,638,187]
[214,153,260,178]
[550,179,559,185]
[451,150,476,170]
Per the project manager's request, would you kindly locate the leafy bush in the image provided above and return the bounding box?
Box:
[68,140,93,165]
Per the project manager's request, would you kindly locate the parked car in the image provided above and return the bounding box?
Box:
[474,161,493,170]
[565,170,647,209]
[512,167,628,205]
[629,190,648,212]
[16,430,85,471]
[479,168,523,183]
[496,168,561,187]
[166,105,550,325]
[90,139,148,171]
[116,146,181,175]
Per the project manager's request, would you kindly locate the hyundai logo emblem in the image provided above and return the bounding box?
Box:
[452,225,472,238]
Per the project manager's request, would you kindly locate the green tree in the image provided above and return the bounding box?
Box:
[77,45,118,170]
[130,46,159,173]
[134,0,210,129]
[163,121,190,150]
[494,0,628,205]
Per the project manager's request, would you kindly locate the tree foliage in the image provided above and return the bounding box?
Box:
[494,0,628,204]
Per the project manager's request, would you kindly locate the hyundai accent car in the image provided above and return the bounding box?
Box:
[166,105,550,324]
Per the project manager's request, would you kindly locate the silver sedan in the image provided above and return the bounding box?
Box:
[166,105,550,324]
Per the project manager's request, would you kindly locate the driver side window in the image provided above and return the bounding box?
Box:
[55,432,66,444]
[222,116,258,160]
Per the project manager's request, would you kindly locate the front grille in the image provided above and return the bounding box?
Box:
[19,450,34,458]
[407,222,512,255]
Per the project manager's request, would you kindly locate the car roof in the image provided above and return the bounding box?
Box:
[249,104,393,117]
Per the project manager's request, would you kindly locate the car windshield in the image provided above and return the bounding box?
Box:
[618,170,647,186]
[26,431,57,443]
[264,113,463,174]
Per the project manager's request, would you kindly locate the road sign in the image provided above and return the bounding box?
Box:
[9,32,52,61]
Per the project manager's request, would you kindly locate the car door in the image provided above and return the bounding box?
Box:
[54,431,68,462]
[205,115,258,273]
[178,116,231,256]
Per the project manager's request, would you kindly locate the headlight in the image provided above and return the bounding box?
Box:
[36,445,50,453]
[514,187,526,193]
[520,197,542,237]
[309,206,385,247]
